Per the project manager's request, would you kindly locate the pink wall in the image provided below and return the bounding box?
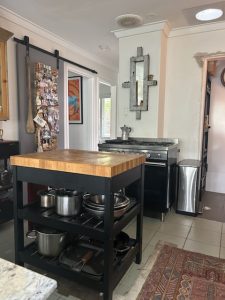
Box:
[206,61,225,194]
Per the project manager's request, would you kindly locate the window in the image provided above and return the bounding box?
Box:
[100,97,111,138]
[99,83,111,139]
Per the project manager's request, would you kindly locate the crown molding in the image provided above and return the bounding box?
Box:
[0,5,117,73]
[113,21,171,39]
[169,20,225,38]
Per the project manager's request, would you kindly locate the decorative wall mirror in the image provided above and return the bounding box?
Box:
[122,47,157,119]
[0,27,13,121]
[221,67,225,87]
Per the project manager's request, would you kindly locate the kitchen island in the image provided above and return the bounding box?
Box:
[11,149,145,300]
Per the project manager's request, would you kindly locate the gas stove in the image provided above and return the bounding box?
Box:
[98,138,179,160]
[98,137,179,222]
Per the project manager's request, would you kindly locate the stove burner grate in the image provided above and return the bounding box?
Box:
[105,139,174,147]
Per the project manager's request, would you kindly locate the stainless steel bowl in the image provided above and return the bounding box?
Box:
[56,189,81,216]
[83,193,130,209]
[83,202,129,219]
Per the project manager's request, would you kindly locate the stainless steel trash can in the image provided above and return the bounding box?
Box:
[176,159,201,216]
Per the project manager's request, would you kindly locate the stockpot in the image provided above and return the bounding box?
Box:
[26,227,66,257]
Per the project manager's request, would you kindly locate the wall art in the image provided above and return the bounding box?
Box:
[68,77,83,124]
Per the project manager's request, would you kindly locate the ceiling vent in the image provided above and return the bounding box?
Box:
[115,14,143,28]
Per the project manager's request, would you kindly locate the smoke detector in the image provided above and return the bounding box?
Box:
[115,14,143,28]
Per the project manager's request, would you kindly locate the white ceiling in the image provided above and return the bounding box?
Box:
[1,0,225,69]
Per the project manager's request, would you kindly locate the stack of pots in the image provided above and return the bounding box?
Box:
[39,188,82,217]
[28,188,82,257]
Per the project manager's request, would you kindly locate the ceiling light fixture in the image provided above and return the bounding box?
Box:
[98,45,110,51]
[115,14,143,28]
[195,8,223,21]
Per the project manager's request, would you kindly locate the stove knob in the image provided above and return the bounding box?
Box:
[157,153,161,158]
[146,153,151,159]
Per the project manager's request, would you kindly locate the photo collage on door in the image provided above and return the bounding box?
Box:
[34,62,59,151]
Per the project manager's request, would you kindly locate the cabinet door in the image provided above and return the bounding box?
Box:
[0,27,13,120]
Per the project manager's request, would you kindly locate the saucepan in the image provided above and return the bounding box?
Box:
[56,189,82,216]
[38,189,56,208]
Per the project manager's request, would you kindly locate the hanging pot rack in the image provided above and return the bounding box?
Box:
[14,36,98,74]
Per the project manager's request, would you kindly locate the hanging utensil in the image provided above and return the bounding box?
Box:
[37,127,43,152]
[25,36,35,134]
[73,250,93,272]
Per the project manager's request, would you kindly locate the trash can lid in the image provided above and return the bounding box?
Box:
[178,159,201,167]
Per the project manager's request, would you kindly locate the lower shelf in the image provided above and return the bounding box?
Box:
[18,240,139,292]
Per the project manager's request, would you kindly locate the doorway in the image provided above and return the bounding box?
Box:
[63,64,98,150]
[199,57,225,221]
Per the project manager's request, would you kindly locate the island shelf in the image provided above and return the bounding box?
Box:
[11,150,145,300]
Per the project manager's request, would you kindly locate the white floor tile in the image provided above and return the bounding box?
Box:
[192,218,222,233]
[221,233,225,248]
[222,223,225,234]
[219,247,225,259]
[187,227,221,246]
[149,232,186,249]
[184,239,220,257]
[158,222,190,238]
[165,212,194,226]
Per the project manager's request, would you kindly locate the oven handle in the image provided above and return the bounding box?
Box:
[145,161,167,167]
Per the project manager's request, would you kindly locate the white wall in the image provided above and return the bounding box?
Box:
[164,25,225,160]
[0,8,117,141]
[116,23,169,138]
[206,61,225,193]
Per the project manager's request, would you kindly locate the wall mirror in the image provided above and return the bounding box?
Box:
[0,27,13,121]
[130,47,149,115]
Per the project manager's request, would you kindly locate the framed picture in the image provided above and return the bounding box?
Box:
[68,76,83,124]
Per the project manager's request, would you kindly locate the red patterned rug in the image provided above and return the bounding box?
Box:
[137,245,225,300]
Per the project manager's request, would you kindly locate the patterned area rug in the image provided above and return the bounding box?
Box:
[137,244,225,300]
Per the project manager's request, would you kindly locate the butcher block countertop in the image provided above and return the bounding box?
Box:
[10,149,145,178]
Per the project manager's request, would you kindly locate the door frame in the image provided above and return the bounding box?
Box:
[63,63,98,150]
[198,54,225,159]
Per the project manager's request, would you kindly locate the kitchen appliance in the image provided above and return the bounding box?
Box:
[177,159,201,216]
[120,125,131,140]
[98,138,179,221]
[56,189,81,216]
[26,227,66,257]
[38,189,56,208]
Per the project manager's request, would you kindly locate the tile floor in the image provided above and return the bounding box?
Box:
[1,191,225,299]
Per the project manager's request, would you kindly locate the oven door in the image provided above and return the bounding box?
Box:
[144,160,168,214]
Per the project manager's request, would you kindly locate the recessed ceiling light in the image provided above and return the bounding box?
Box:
[115,14,143,28]
[195,8,223,21]
[98,45,110,51]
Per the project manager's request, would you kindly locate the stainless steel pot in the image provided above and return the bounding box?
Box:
[38,189,56,208]
[56,189,81,216]
[26,228,66,257]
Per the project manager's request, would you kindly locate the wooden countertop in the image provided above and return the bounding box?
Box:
[10,149,145,177]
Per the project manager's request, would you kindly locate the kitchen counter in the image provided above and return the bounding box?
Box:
[0,257,57,300]
[10,149,145,177]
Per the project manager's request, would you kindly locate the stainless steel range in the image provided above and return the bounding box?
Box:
[98,138,179,221]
